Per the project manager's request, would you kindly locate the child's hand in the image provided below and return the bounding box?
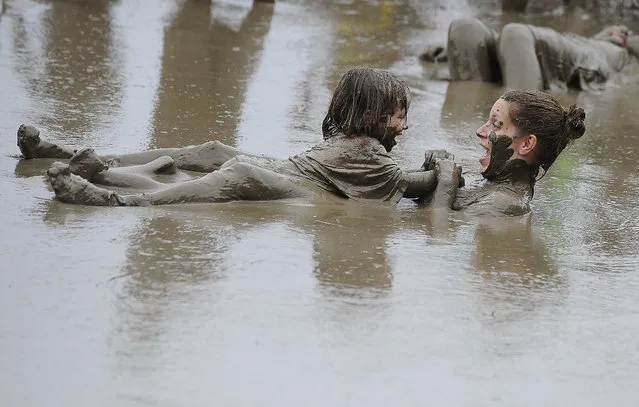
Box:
[422,149,454,171]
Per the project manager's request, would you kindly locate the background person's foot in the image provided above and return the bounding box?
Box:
[69,147,108,180]
[17,124,41,159]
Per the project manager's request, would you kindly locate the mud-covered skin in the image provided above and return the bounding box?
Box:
[102,140,243,173]
[452,182,533,217]
[446,18,501,84]
[17,124,76,159]
[481,133,539,183]
[17,124,247,172]
[422,18,634,91]
[47,160,318,206]
[421,149,455,171]
[431,159,463,209]
[68,147,178,190]
[44,134,428,206]
[452,133,537,217]
[46,162,126,206]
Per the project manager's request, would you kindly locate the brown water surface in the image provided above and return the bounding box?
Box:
[2,0,639,406]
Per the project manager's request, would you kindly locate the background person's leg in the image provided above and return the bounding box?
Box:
[498,23,544,90]
[447,18,501,83]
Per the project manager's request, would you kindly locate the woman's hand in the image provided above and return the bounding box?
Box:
[432,158,463,209]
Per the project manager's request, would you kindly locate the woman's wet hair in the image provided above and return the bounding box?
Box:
[322,66,411,142]
[501,89,586,173]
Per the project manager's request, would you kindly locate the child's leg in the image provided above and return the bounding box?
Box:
[46,162,315,206]
[17,124,76,159]
[68,147,172,189]
[447,18,501,83]
[102,140,245,173]
[17,124,249,172]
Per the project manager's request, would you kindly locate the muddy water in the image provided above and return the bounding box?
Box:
[2,0,639,406]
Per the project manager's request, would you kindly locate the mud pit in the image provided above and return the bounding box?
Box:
[2,0,639,406]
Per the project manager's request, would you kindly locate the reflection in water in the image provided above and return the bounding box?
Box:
[469,215,567,355]
[311,204,398,296]
[109,202,400,385]
[471,215,558,286]
[11,1,122,137]
[112,213,231,364]
[151,0,274,148]
[117,202,398,303]
[121,215,228,282]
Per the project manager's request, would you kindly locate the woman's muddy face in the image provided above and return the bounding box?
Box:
[476,99,524,171]
[381,107,408,152]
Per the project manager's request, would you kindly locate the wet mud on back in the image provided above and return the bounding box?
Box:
[2,0,639,406]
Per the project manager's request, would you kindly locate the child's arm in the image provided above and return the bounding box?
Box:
[403,170,438,199]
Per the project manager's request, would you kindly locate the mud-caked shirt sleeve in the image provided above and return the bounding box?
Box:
[287,135,408,203]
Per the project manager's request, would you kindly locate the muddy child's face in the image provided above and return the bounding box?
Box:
[381,107,408,152]
[476,99,528,173]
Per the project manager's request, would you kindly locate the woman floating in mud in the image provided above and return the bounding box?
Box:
[420,18,639,91]
[18,67,455,207]
[450,89,586,216]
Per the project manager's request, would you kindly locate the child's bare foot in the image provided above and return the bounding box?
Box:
[46,162,124,206]
[17,124,41,159]
[68,148,109,180]
[16,124,76,159]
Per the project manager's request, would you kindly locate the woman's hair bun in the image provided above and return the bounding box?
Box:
[565,104,586,141]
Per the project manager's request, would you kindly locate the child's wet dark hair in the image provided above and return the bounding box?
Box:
[322,67,411,144]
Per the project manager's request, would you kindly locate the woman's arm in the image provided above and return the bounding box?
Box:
[431,159,463,208]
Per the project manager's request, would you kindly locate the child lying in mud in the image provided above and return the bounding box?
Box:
[17,75,585,216]
[420,18,639,91]
[18,67,457,207]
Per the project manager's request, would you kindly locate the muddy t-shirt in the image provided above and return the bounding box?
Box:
[286,134,408,203]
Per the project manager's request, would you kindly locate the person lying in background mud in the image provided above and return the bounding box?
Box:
[420,17,639,91]
[449,89,586,216]
[18,66,460,207]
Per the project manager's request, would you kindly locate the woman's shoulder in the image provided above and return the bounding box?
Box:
[454,184,531,217]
